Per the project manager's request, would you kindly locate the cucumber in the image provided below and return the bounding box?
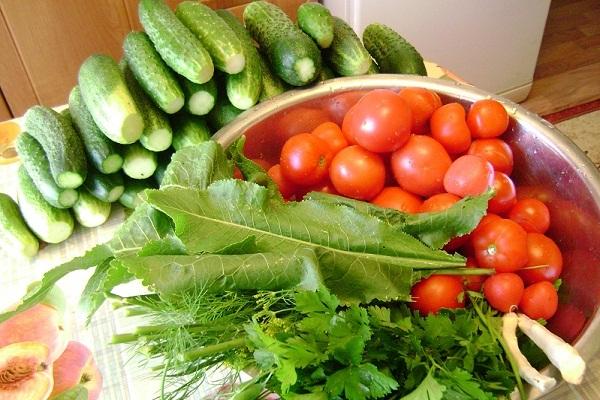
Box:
[257,55,287,102]
[216,9,262,110]
[72,189,111,228]
[326,17,371,76]
[17,167,74,244]
[23,106,88,189]
[68,86,123,174]
[84,171,125,203]
[139,0,214,84]
[0,193,39,258]
[367,60,380,74]
[171,114,211,151]
[154,150,172,186]
[122,142,158,180]
[119,178,155,209]
[176,2,245,74]
[121,60,173,152]
[180,77,217,116]
[123,31,185,114]
[78,54,144,144]
[319,64,336,81]
[16,132,79,208]
[207,95,243,131]
[297,2,334,49]
[243,1,322,86]
[362,23,427,76]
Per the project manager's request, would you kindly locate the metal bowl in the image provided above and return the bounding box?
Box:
[213,75,600,398]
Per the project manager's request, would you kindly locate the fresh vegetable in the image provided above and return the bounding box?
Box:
[483,272,524,313]
[84,170,125,203]
[311,121,348,155]
[154,151,172,186]
[397,87,442,134]
[0,192,39,258]
[119,178,156,209]
[280,132,333,186]
[410,275,465,314]
[488,172,517,214]
[326,17,372,76]
[467,99,509,139]
[431,102,472,155]
[467,138,514,175]
[372,186,422,214]
[329,145,385,201]
[73,189,112,228]
[297,2,334,48]
[508,198,550,233]
[420,193,461,213]
[318,63,336,81]
[444,154,495,197]
[122,142,158,179]
[519,281,558,320]
[471,218,528,273]
[207,94,243,131]
[171,113,211,151]
[23,106,87,189]
[180,77,217,116]
[519,233,563,284]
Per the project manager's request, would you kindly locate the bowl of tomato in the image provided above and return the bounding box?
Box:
[213,74,600,397]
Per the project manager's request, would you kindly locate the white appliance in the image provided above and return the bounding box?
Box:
[323,0,551,102]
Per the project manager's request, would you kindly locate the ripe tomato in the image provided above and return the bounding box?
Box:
[467,139,514,175]
[443,155,494,197]
[508,198,551,233]
[311,121,348,155]
[484,272,524,313]
[397,87,442,134]
[329,145,386,200]
[326,91,366,127]
[488,172,517,215]
[464,256,485,292]
[519,233,563,285]
[430,102,472,155]
[471,218,528,272]
[467,99,509,139]
[267,164,298,200]
[372,187,423,214]
[410,275,465,315]
[342,89,412,153]
[519,281,559,320]
[390,135,452,197]
[280,133,333,186]
[420,192,460,213]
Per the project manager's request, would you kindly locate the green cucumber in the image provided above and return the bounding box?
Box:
[257,55,287,102]
[216,9,262,110]
[121,60,173,152]
[119,178,155,209]
[17,167,74,244]
[319,64,336,81]
[367,60,380,74]
[171,114,211,151]
[16,132,78,208]
[0,193,39,258]
[68,86,123,174]
[243,1,322,86]
[297,2,334,49]
[78,54,144,144]
[123,31,185,114]
[84,171,125,203]
[72,189,111,228]
[327,17,372,76]
[122,142,158,180]
[154,150,172,186]
[207,95,243,131]
[139,0,214,84]
[363,23,427,76]
[176,2,245,74]
[180,77,217,116]
[23,106,87,189]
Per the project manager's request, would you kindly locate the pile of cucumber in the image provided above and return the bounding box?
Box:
[0,0,426,258]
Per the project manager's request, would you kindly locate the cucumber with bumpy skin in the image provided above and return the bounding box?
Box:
[122,142,158,180]
[319,64,336,81]
[257,55,287,102]
[297,3,334,49]
[119,178,155,209]
[84,171,125,203]
[327,17,372,76]
[180,77,217,116]
[73,189,111,228]
[0,193,39,258]
[171,114,211,151]
[207,95,243,131]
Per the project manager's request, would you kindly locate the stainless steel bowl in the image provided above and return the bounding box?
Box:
[213,75,600,398]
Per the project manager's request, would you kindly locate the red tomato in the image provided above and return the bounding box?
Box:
[464,256,485,292]
[390,135,452,197]
[267,164,298,200]
[467,99,509,139]
[467,139,514,175]
[519,281,559,320]
[326,91,367,127]
[484,273,524,313]
[420,193,461,213]
[372,187,423,214]
[471,218,528,272]
[280,133,333,186]
[410,275,465,315]
[342,89,412,153]
[329,145,386,200]
[430,103,472,155]
[488,172,517,215]
[397,87,442,134]
[443,155,495,197]
[311,121,348,155]
[508,198,551,233]
[233,166,243,180]
[519,233,563,285]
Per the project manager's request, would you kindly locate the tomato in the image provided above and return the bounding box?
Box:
[397,87,442,134]
[430,102,472,155]
[342,89,412,153]
[311,121,348,155]
[420,192,460,213]
[467,99,509,139]
[443,155,494,197]
[464,256,485,292]
[267,164,299,200]
[233,166,243,180]
[280,133,333,186]
[519,233,563,285]
[471,218,528,272]
[483,273,524,313]
[508,198,551,233]
[326,91,367,127]
[372,187,423,214]
[467,139,514,175]
[519,281,559,320]
[390,135,452,197]
[410,275,464,315]
[329,145,386,200]
[488,172,517,215]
